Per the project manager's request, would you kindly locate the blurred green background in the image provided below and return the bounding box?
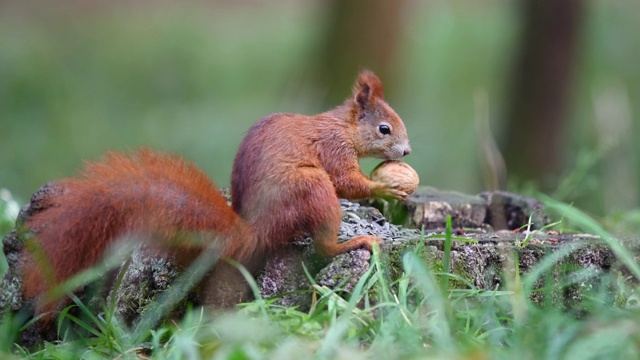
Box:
[1,0,639,224]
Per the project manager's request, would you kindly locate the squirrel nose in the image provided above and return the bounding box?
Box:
[402,147,411,157]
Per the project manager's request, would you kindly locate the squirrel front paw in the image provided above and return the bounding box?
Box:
[372,182,409,201]
[370,161,418,200]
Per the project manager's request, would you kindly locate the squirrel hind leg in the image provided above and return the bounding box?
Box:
[303,187,382,257]
[313,223,382,257]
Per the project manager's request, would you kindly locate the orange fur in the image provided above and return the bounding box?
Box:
[20,70,411,318]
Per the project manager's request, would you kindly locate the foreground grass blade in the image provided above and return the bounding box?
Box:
[403,252,454,351]
[541,194,640,281]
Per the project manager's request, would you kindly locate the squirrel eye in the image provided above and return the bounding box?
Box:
[379,124,391,135]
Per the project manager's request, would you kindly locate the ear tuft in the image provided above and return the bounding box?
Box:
[353,70,385,109]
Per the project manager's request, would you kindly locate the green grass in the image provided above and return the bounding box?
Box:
[0,189,20,278]
[0,189,19,239]
[2,207,639,359]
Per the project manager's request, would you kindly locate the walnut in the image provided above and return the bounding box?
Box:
[370,160,420,195]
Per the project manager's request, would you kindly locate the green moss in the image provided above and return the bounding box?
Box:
[381,239,426,280]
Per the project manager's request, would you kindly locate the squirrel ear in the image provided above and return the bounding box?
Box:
[353,70,385,109]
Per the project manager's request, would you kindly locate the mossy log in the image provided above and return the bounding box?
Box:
[1,184,635,346]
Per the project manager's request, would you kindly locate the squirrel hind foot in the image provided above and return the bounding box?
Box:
[313,234,383,257]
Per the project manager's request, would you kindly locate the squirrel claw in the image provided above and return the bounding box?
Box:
[363,235,384,252]
[383,187,408,201]
[372,182,407,201]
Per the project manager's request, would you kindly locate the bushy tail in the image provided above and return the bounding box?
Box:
[20,149,254,313]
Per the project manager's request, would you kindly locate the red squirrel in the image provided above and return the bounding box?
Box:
[20,70,411,318]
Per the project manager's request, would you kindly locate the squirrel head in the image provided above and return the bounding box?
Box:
[350,70,411,160]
